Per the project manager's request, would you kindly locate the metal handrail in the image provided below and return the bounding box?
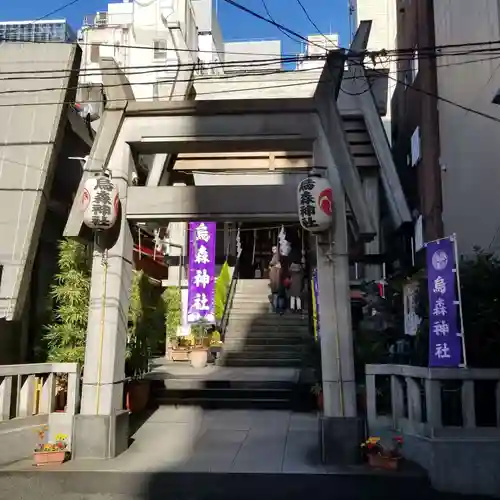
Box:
[219,259,240,341]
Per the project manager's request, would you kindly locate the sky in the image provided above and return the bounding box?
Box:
[0,0,351,55]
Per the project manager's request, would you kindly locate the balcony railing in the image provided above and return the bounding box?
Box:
[365,364,500,438]
[365,364,500,495]
[0,363,80,448]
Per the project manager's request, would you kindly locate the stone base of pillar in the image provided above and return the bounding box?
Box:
[73,411,129,459]
[319,416,365,465]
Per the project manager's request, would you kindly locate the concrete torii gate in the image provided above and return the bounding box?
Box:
[65,22,410,462]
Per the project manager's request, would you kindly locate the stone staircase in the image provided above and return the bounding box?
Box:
[150,279,316,411]
[219,279,312,368]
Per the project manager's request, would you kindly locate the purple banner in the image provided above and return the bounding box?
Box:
[425,236,462,367]
[187,222,216,324]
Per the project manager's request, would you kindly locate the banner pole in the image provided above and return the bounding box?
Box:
[452,233,467,368]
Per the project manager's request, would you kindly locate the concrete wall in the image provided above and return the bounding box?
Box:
[193,172,303,186]
[193,69,388,116]
[434,0,500,253]
[0,43,79,324]
[223,40,282,73]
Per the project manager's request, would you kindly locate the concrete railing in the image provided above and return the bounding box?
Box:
[365,364,500,495]
[0,363,80,452]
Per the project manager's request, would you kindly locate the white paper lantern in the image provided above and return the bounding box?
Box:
[81,172,119,230]
[297,175,334,233]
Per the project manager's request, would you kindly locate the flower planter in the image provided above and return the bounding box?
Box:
[169,347,190,362]
[368,453,400,470]
[125,379,151,413]
[189,349,208,369]
[33,450,68,466]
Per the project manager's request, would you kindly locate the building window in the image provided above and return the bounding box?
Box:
[153,39,167,60]
[90,43,100,62]
[411,127,421,167]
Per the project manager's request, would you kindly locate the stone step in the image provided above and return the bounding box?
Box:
[227,326,309,336]
[235,284,271,293]
[223,335,310,346]
[222,343,306,353]
[0,469,436,500]
[228,314,309,325]
[225,328,310,339]
[220,350,304,360]
[220,358,303,368]
[230,303,273,313]
[156,379,296,391]
[155,396,293,410]
[155,387,292,400]
[233,292,271,299]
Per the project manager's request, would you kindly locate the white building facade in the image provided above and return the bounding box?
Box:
[79,0,200,101]
[296,34,339,71]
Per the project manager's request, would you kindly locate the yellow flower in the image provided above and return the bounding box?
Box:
[367,437,380,444]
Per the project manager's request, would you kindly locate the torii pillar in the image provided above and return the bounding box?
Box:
[312,41,376,463]
[66,59,135,459]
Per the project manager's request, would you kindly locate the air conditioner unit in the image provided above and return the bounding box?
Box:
[95,12,108,26]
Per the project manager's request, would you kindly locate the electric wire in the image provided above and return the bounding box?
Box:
[294,0,337,48]
[3,16,500,125]
[365,61,500,125]
[1,45,499,83]
[260,0,304,45]
[0,55,306,80]
[221,0,328,52]
[1,56,500,129]
[3,35,500,70]
[20,0,82,24]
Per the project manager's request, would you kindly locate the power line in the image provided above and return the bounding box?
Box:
[1,42,500,126]
[1,43,499,81]
[2,53,500,120]
[295,0,336,48]
[2,44,500,83]
[260,0,304,44]
[0,55,304,80]
[0,64,325,97]
[221,0,327,52]
[364,60,500,125]
[25,0,82,23]
[0,77,324,107]
[0,36,302,58]
[4,32,500,65]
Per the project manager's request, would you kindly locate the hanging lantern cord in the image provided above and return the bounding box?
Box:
[95,247,109,415]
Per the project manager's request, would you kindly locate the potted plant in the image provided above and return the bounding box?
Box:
[189,324,209,368]
[33,426,70,466]
[125,270,164,413]
[361,436,403,470]
[311,383,323,412]
[163,287,186,361]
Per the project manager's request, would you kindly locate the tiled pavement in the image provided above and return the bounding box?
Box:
[58,408,324,474]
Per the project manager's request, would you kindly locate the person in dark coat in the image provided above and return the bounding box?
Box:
[276,273,290,315]
[269,246,281,311]
[288,262,304,313]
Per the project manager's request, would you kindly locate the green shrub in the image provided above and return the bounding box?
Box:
[43,239,90,364]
